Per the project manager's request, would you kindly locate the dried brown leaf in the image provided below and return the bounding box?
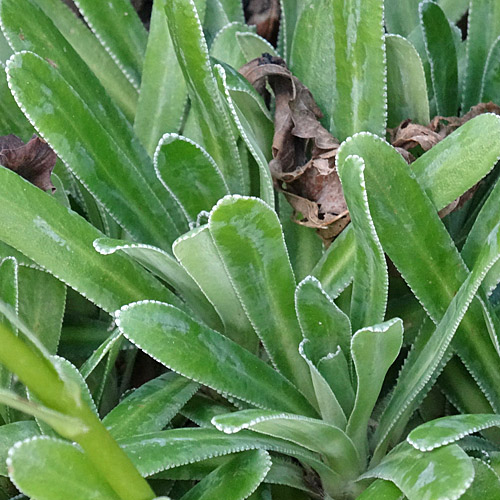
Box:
[0,134,57,192]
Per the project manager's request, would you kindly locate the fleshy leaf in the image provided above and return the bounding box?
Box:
[0,421,39,476]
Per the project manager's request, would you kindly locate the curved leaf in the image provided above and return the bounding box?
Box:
[116,301,316,417]
[0,421,39,476]
[7,437,120,500]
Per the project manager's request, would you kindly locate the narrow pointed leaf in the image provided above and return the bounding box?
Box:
[73,0,147,89]
[208,196,315,404]
[338,155,388,331]
[116,301,316,417]
[0,168,177,315]
[7,52,181,248]
[164,0,245,193]
[30,0,138,120]
[481,36,500,102]
[104,373,199,439]
[179,450,270,500]
[408,414,500,452]
[154,134,229,222]
[213,410,361,479]
[420,1,458,116]
[173,225,259,351]
[362,442,474,500]
[386,34,430,127]
[461,459,500,499]
[7,437,120,500]
[347,319,403,458]
[211,22,255,69]
[0,421,39,476]
[462,0,500,112]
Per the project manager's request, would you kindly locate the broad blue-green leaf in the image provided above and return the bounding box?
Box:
[0,258,17,422]
[362,442,474,500]
[236,32,278,61]
[18,267,65,354]
[165,0,245,193]
[179,450,270,500]
[374,219,500,461]
[356,479,403,499]
[154,134,229,222]
[213,410,361,480]
[31,0,138,120]
[338,155,387,331]
[116,301,316,417]
[408,414,500,451]
[331,0,386,139]
[7,437,120,500]
[217,0,244,22]
[461,0,500,112]
[386,34,430,127]
[134,0,189,154]
[299,340,347,428]
[384,0,419,36]
[420,1,458,116]
[104,373,198,439]
[73,0,147,89]
[173,225,259,351]
[7,51,185,248]
[94,237,221,330]
[338,133,500,415]
[214,64,274,205]
[208,196,315,404]
[118,427,332,481]
[295,276,351,361]
[211,22,255,69]
[438,0,469,22]
[0,421,39,476]
[347,319,403,459]
[279,0,310,62]
[0,167,177,315]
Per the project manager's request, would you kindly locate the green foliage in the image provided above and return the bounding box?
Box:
[0,0,499,499]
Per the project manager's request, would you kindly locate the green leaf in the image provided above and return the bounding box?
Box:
[420,1,458,116]
[384,0,419,36]
[295,276,351,362]
[408,414,500,451]
[263,457,314,494]
[154,134,229,222]
[134,0,188,155]
[481,36,500,102]
[236,32,278,62]
[164,0,245,193]
[461,459,500,499]
[173,225,259,352]
[103,372,199,439]
[461,0,500,112]
[356,479,403,499]
[0,421,39,476]
[213,410,361,481]
[280,0,310,62]
[338,133,500,415]
[7,437,121,500]
[216,0,244,23]
[338,155,388,331]
[211,22,255,69]
[6,51,183,249]
[73,0,147,90]
[331,0,386,140]
[412,114,500,211]
[214,64,274,206]
[18,267,65,354]
[438,0,469,22]
[0,168,177,315]
[208,196,315,404]
[32,0,138,121]
[347,319,403,459]
[386,34,430,127]
[116,301,317,417]
[79,329,122,380]
[118,427,330,480]
[361,442,474,500]
[179,450,270,500]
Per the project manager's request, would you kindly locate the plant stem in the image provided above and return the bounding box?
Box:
[0,322,155,500]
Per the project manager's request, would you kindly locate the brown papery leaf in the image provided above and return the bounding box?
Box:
[0,134,57,192]
[240,55,345,241]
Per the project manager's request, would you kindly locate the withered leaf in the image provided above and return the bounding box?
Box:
[0,134,57,192]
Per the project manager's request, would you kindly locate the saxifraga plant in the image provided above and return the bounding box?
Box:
[0,0,500,499]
